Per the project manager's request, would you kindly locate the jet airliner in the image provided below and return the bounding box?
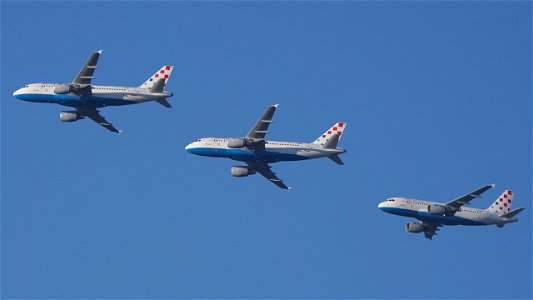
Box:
[13,50,174,133]
[185,104,347,190]
[378,184,524,239]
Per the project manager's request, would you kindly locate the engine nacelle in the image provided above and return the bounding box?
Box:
[54,84,72,94]
[227,138,246,148]
[231,166,256,177]
[54,83,85,94]
[405,222,424,233]
[59,111,84,122]
[427,204,446,215]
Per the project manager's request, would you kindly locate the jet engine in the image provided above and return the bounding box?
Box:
[54,83,89,95]
[405,222,424,233]
[231,166,256,177]
[54,84,76,94]
[227,138,255,148]
[427,204,446,215]
[59,111,84,122]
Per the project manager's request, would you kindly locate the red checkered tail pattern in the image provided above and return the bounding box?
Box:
[312,122,347,148]
[487,190,514,214]
[139,65,174,90]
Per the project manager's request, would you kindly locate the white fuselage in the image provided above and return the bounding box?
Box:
[378,197,512,226]
[13,83,172,108]
[185,137,346,163]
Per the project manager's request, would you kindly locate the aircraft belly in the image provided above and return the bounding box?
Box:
[16,93,79,104]
[188,147,307,162]
[17,93,135,107]
[123,94,150,102]
[233,150,307,163]
[416,211,486,226]
[296,150,324,159]
[379,207,419,218]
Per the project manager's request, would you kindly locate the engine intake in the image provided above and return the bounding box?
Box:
[405,222,424,233]
[59,111,84,122]
[231,166,256,177]
[427,204,446,215]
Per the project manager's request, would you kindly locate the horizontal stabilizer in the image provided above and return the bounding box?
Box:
[499,207,525,219]
[328,154,344,165]
[155,98,172,108]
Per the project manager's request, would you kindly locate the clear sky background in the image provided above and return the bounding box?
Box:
[1,1,531,299]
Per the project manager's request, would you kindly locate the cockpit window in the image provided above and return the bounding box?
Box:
[197,139,202,142]
[388,199,395,202]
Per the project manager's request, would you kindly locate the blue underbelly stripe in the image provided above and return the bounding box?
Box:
[187,147,308,163]
[380,207,485,226]
[16,93,136,107]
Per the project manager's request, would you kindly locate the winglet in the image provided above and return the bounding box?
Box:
[272,104,279,108]
[96,50,103,54]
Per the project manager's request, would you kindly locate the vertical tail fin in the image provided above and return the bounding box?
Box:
[486,190,514,214]
[149,78,166,93]
[312,122,347,148]
[139,65,173,90]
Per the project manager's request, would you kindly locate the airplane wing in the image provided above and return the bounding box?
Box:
[246,161,290,190]
[73,50,102,85]
[445,184,495,209]
[422,222,441,240]
[246,104,278,140]
[77,108,120,133]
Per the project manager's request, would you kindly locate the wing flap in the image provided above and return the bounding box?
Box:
[422,222,441,240]
[246,104,278,139]
[247,162,290,190]
[445,184,495,209]
[77,108,121,133]
[72,50,102,85]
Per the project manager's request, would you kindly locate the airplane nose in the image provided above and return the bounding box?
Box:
[378,202,385,209]
[13,88,21,97]
[185,143,194,151]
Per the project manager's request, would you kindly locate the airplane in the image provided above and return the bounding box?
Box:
[185,104,347,190]
[378,184,525,239]
[12,50,174,133]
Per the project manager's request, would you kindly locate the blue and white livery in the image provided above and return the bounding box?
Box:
[13,50,174,133]
[185,104,347,190]
[378,184,524,239]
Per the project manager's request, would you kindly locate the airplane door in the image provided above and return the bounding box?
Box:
[32,85,39,92]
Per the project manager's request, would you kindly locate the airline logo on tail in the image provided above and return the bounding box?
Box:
[140,65,174,89]
[488,190,513,213]
[313,122,347,147]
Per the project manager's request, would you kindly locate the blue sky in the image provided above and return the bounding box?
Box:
[1,1,531,299]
